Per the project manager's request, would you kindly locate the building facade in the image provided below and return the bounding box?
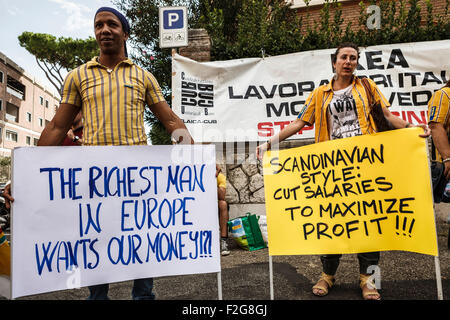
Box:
[288,0,448,31]
[0,51,59,158]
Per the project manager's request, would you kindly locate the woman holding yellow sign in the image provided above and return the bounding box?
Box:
[256,42,430,300]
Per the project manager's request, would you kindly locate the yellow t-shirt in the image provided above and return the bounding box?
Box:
[428,87,450,161]
[217,173,226,189]
[428,87,450,126]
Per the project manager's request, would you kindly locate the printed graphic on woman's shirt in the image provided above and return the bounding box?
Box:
[329,85,362,140]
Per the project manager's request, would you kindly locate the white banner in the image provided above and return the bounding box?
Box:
[172,40,450,142]
[10,145,219,299]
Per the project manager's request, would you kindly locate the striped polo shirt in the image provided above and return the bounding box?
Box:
[60,57,165,146]
[428,87,450,161]
[428,87,450,125]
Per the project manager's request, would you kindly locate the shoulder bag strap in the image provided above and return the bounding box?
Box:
[361,77,377,132]
[361,77,374,107]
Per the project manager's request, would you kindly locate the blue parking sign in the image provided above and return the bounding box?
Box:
[159,6,188,48]
[163,9,184,29]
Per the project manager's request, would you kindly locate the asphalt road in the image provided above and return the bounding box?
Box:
[7,210,448,302]
[0,211,448,320]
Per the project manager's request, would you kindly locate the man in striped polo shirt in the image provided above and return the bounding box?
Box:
[37,7,194,300]
[39,7,192,147]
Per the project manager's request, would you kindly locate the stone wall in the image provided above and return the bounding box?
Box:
[177,29,316,219]
[223,153,264,204]
[215,139,314,219]
[178,29,211,62]
[176,28,444,222]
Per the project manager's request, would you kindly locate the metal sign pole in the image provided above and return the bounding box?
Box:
[426,143,444,300]
[269,255,274,300]
[217,271,223,300]
[434,255,443,300]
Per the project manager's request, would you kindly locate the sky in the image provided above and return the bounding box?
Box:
[0,0,119,97]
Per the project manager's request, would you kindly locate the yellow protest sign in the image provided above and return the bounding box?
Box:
[263,128,438,257]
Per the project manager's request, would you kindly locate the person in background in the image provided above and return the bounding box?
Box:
[256,42,430,300]
[427,79,450,249]
[61,111,83,146]
[216,166,230,256]
[428,79,450,180]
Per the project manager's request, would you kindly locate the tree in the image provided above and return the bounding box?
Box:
[115,0,449,144]
[200,0,303,59]
[114,0,306,144]
[114,0,202,144]
[18,32,99,96]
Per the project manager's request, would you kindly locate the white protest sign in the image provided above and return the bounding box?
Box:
[172,39,450,142]
[10,145,219,299]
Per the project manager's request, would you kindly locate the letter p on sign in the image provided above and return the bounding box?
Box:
[163,9,183,29]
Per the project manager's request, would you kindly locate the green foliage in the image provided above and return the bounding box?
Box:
[202,0,305,59]
[115,0,449,144]
[202,0,449,59]
[148,120,173,145]
[354,0,449,46]
[114,0,202,144]
[18,32,98,95]
[115,0,201,101]
[0,157,10,167]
